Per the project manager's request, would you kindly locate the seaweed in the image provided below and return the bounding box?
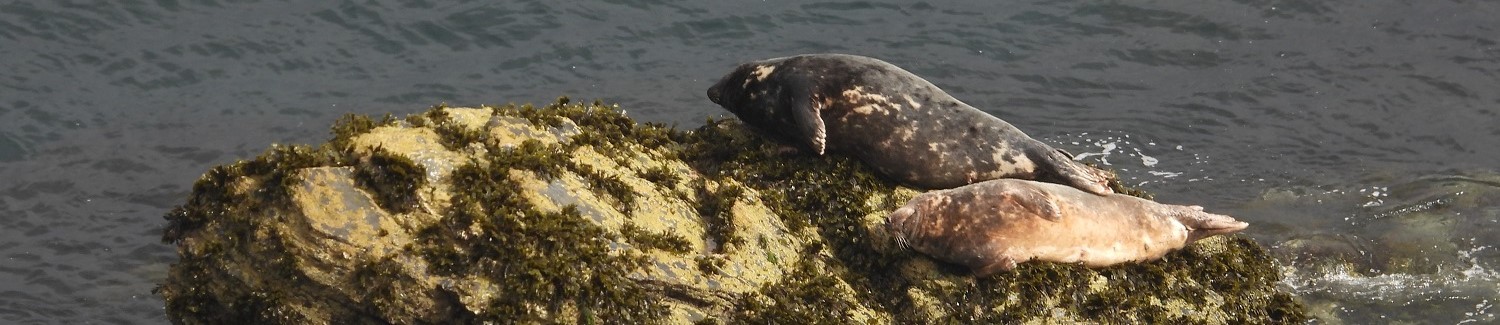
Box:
[731,255,860,324]
[695,179,745,253]
[620,222,693,254]
[352,146,427,214]
[161,97,1306,324]
[417,156,665,322]
[573,162,637,215]
[638,164,681,189]
[328,113,397,150]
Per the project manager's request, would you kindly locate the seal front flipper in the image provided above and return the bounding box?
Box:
[792,89,828,155]
[996,183,1062,221]
[972,255,1018,277]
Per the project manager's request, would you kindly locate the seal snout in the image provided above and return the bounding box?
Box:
[886,206,918,250]
[707,84,723,104]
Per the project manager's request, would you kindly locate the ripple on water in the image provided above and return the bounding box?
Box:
[1041,130,1221,191]
[3,0,1500,323]
[1263,171,1500,323]
[1281,244,1499,324]
[0,131,31,162]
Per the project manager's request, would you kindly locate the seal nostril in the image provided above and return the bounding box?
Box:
[707,86,721,104]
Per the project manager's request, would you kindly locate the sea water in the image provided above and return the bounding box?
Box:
[2,1,1496,323]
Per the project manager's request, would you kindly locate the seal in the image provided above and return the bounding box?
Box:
[707,53,1113,194]
[885,179,1249,276]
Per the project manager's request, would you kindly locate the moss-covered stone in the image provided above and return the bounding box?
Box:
[352,147,426,214]
[158,98,1307,324]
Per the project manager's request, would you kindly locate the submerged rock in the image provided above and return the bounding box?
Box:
[1264,172,1500,324]
[157,98,1307,324]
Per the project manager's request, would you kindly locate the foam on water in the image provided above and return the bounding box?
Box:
[4,0,1500,322]
[1260,172,1500,323]
[1281,244,1499,323]
[1043,130,1219,189]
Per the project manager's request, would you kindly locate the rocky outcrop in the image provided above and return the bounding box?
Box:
[157,98,1307,324]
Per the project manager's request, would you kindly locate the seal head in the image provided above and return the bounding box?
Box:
[709,60,828,154]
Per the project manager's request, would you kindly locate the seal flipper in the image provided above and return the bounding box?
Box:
[972,256,1018,277]
[1173,208,1250,242]
[1042,148,1114,195]
[792,90,828,155]
[998,184,1062,221]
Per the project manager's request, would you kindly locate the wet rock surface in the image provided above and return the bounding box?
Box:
[157,99,1306,324]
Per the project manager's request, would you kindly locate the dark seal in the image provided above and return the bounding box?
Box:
[886,179,1249,276]
[707,53,1112,194]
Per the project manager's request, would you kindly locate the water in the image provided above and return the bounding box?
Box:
[2,0,1496,323]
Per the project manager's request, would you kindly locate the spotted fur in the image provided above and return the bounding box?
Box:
[707,54,1113,193]
[885,179,1249,277]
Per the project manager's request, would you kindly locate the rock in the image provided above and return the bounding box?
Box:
[157,98,1307,324]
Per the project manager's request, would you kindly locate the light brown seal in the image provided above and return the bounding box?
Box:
[706,53,1114,194]
[885,179,1249,276]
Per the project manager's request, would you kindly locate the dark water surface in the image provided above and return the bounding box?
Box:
[3,0,1497,323]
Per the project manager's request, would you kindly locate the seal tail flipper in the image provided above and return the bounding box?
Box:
[1176,209,1250,242]
[1044,148,1114,195]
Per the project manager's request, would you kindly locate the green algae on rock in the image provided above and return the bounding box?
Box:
[158,98,1307,324]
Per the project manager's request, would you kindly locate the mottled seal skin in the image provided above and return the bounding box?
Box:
[707,53,1113,194]
[885,179,1249,277]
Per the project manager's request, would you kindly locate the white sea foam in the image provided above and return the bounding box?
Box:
[1042,131,1199,188]
[1281,244,1500,323]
